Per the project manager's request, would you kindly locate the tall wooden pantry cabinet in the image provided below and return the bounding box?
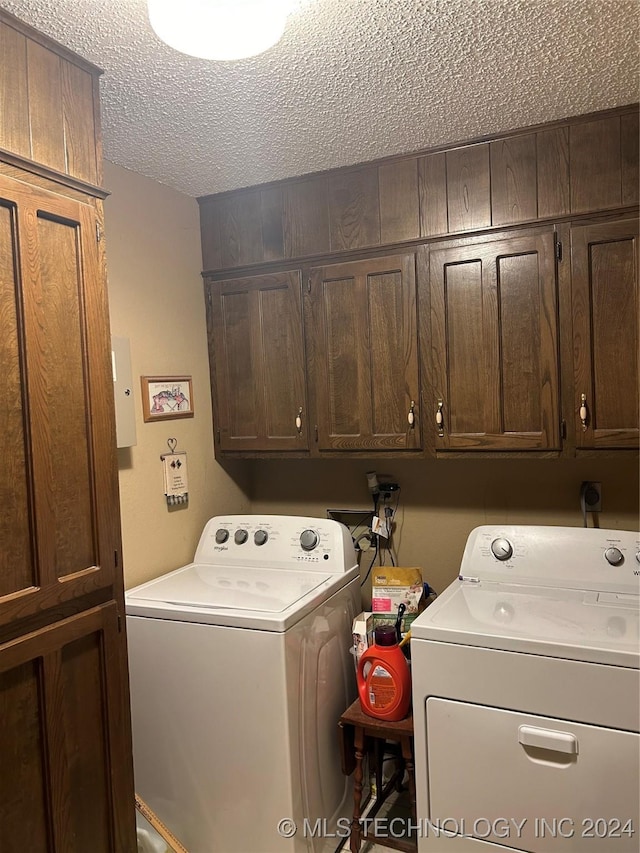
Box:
[0,9,136,852]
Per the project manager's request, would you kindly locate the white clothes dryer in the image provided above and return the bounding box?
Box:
[125,515,360,853]
[411,525,640,853]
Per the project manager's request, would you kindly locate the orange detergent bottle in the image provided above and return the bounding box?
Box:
[357,625,411,721]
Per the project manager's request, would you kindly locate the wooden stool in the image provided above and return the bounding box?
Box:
[338,699,416,853]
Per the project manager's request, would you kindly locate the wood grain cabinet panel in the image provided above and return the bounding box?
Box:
[0,201,33,598]
[570,117,622,213]
[198,197,223,271]
[429,229,559,450]
[61,59,99,185]
[0,173,119,626]
[26,39,66,174]
[418,152,448,238]
[0,13,102,186]
[571,218,639,449]
[197,107,637,276]
[260,185,285,261]
[379,158,420,244]
[206,185,287,268]
[446,144,491,233]
[207,270,308,451]
[621,112,639,206]
[490,134,537,225]
[0,604,135,853]
[0,22,30,156]
[219,190,265,269]
[308,254,420,451]
[536,126,570,218]
[328,166,381,251]
[283,176,330,259]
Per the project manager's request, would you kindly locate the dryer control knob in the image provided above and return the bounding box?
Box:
[215,528,229,544]
[604,547,624,566]
[254,529,268,546]
[300,529,319,551]
[234,529,248,545]
[491,538,513,561]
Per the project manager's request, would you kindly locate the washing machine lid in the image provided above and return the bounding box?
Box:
[411,579,639,667]
[125,561,358,631]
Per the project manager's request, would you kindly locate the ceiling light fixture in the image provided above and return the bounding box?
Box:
[147,0,296,61]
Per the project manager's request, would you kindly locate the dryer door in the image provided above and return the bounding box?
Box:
[425,698,639,852]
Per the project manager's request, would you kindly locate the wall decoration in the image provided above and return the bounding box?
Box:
[141,376,194,422]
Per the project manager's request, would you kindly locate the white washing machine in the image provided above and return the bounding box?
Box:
[125,515,359,853]
[411,525,640,853]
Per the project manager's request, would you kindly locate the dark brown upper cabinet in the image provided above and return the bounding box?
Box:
[206,270,308,452]
[428,229,560,451]
[0,12,102,188]
[306,254,420,452]
[198,106,638,274]
[199,104,638,460]
[571,218,639,449]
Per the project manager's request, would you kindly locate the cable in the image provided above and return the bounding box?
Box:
[379,498,396,566]
[378,486,401,566]
[360,536,379,586]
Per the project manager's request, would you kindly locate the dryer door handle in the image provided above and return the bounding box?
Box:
[518,725,578,755]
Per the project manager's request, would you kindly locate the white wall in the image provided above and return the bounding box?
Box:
[103,161,250,588]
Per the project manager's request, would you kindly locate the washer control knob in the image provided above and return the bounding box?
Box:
[300,529,319,551]
[491,538,513,561]
[635,551,640,565]
[254,529,268,546]
[234,528,248,545]
[215,528,229,544]
[604,547,624,566]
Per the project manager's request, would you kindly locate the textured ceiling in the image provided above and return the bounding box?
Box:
[1,0,638,198]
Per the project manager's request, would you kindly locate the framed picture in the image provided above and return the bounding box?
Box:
[141,376,194,422]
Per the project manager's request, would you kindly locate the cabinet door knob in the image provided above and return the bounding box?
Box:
[295,406,303,434]
[436,400,444,437]
[579,393,588,431]
[408,400,416,428]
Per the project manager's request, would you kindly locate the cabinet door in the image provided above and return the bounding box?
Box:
[430,230,559,450]
[308,254,420,451]
[0,174,119,627]
[0,603,135,852]
[571,219,639,448]
[207,270,308,451]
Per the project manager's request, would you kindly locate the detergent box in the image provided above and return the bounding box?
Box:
[371,566,425,614]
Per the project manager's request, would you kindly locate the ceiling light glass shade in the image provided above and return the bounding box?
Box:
[148,0,293,61]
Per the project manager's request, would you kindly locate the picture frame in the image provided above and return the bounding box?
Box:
[141,376,194,422]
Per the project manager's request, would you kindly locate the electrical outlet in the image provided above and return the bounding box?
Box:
[581,481,602,513]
